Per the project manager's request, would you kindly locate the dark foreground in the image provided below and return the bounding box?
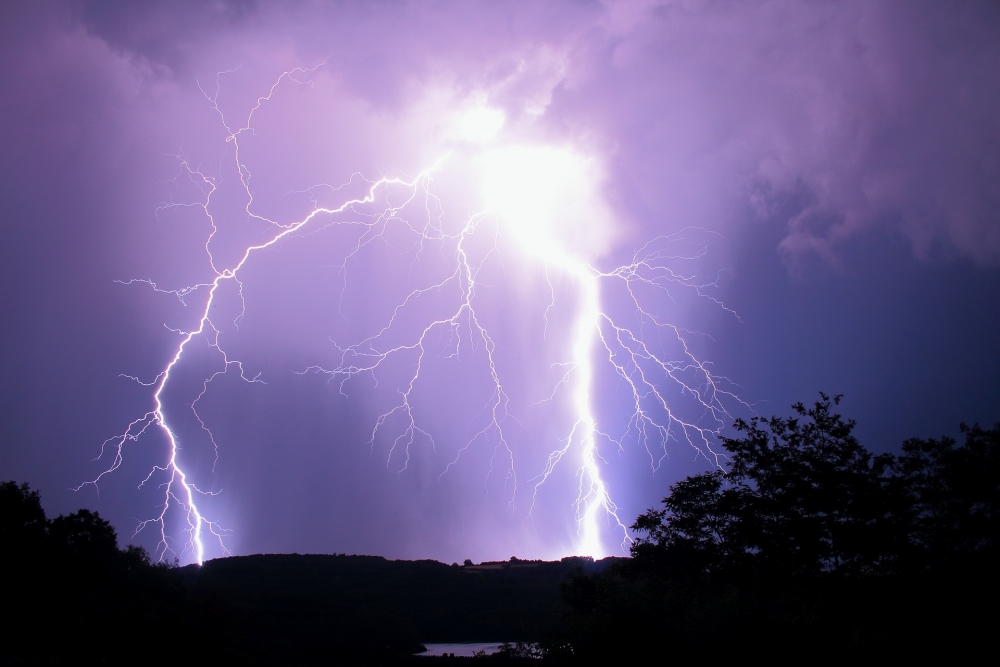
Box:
[170,552,611,663]
[0,488,608,665]
[3,396,999,664]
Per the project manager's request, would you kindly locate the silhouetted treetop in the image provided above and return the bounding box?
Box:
[633,394,907,577]
[50,508,119,555]
[570,396,1000,660]
[0,481,49,562]
[898,422,1000,566]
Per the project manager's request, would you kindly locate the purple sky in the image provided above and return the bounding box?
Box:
[2,0,998,565]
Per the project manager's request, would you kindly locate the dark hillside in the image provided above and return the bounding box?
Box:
[179,554,616,644]
[0,480,613,664]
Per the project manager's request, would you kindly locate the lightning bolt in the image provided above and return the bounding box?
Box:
[518,235,739,556]
[84,65,742,564]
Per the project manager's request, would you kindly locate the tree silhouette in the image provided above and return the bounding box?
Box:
[0,481,180,662]
[565,396,1000,660]
[633,394,907,577]
[0,481,48,564]
[898,422,1000,567]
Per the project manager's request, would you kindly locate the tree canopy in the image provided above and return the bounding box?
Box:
[566,395,1000,660]
[632,394,911,577]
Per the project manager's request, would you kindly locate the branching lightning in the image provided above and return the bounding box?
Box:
[85,66,742,564]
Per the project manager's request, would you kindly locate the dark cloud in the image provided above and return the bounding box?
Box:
[55,1,1000,265]
[78,0,259,71]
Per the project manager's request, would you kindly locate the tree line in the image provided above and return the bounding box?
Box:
[560,394,999,661]
[0,482,193,662]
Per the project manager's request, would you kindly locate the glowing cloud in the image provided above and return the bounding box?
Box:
[480,146,616,261]
[451,104,506,145]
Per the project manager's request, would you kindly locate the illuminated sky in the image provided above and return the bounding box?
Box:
[1,0,998,564]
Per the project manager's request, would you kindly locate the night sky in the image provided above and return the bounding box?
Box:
[1,0,998,565]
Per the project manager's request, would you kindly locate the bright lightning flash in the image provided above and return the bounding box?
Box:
[84,68,740,564]
[480,146,620,555]
[480,146,736,555]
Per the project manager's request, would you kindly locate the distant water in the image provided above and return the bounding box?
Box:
[418,643,504,657]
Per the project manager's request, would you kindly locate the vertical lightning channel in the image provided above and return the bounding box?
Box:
[569,266,610,557]
[507,206,742,555]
